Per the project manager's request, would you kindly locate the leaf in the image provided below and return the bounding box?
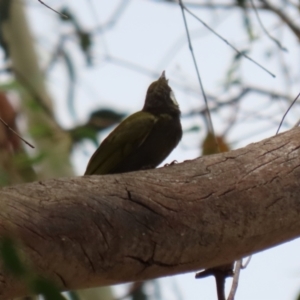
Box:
[230,79,242,86]
[14,152,46,168]
[242,10,255,41]
[59,7,73,21]
[69,126,98,145]
[29,124,54,138]
[58,7,93,65]
[223,51,246,90]
[202,133,230,155]
[0,236,26,277]
[0,237,66,300]
[234,49,248,61]
[32,277,66,300]
[236,0,246,7]
[0,80,23,92]
[184,125,201,133]
[78,31,92,65]
[89,109,126,126]
[68,291,81,300]
[69,109,125,144]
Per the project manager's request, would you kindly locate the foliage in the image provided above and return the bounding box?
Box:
[0,236,66,300]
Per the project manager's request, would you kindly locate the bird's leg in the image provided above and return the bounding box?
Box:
[195,263,234,300]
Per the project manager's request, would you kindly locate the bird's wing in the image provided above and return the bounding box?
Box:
[84,111,157,175]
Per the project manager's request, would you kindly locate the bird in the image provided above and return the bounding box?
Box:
[84,71,182,175]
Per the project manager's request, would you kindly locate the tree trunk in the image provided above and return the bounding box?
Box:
[1,0,74,179]
[1,2,114,299]
[1,127,300,299]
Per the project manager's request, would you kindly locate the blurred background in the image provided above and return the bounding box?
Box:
[1,0,300,299]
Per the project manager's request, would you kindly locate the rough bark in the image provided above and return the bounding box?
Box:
[1,127,300,299]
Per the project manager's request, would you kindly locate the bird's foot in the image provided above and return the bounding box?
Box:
[164,160,178,167]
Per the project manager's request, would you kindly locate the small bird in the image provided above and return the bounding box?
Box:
[84,71,182,175]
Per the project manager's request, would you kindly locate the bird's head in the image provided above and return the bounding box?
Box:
[143,71,180,116]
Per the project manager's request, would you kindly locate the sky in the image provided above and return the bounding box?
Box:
[13,0,300,299]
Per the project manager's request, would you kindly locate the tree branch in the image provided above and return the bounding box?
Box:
[1,127,300,298]
[259,0,300,41]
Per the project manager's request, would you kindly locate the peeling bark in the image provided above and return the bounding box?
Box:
[1,128,300,299]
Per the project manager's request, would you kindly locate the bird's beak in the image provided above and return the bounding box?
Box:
[159,70,168,83]
[160,70,166,79]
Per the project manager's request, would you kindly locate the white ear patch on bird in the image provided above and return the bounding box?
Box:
[170,91,178,106]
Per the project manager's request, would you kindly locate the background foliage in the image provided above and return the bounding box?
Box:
[0,0,300,299]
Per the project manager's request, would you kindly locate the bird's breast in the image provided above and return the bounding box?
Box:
[139,113,182,165]
[109,113,182,174]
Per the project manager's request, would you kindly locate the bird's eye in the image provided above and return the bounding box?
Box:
[170,90,178,106]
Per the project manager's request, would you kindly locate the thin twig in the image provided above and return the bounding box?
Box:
[178,0,217,143]
[103,55,159,78]
[293,119,300,128]
[86,0,109,54]
[250,0,287,51]
[276,92,300,135]
[182,3,276,78]
[227,260,242,300]
[93,0,131,35]
[174,2,250,9]
[260,0,300,41]
[0,117,34,148]
[227,256,252,299]
[241,256,252,269]
[37,0,68,18]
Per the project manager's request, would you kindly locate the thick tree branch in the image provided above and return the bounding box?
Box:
[1,127,300,298]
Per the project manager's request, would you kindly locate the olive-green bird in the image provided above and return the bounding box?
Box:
[84,71,182,175]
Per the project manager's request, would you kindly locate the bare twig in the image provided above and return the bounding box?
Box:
[250,0,287,51]
[184,86,293,118]
[37,0,68,18]
[227,260,242,300]
[241,256,252,269]
[171,1,254,10]
[276,92,300,135]
[293,119,300,128]
[182,3,276,78]
[103,55,158,78]
[86,0,109,55]
[0,117,34,148]
[260,0,300,41]
[227,256,252,300]
[178,0,217,143]
[93,0,131,35]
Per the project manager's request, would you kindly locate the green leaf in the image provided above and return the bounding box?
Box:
[234,49,248,61]
[236,0,246,7]
[32,277,66,300]
[29,124,54,139]
[0,236,26,277]
[184,125,201,133]
[69,109,125,144]
[59,7,73,21]
[14,152,46,168]
[58,7,93,65]
[68,291,81,300]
